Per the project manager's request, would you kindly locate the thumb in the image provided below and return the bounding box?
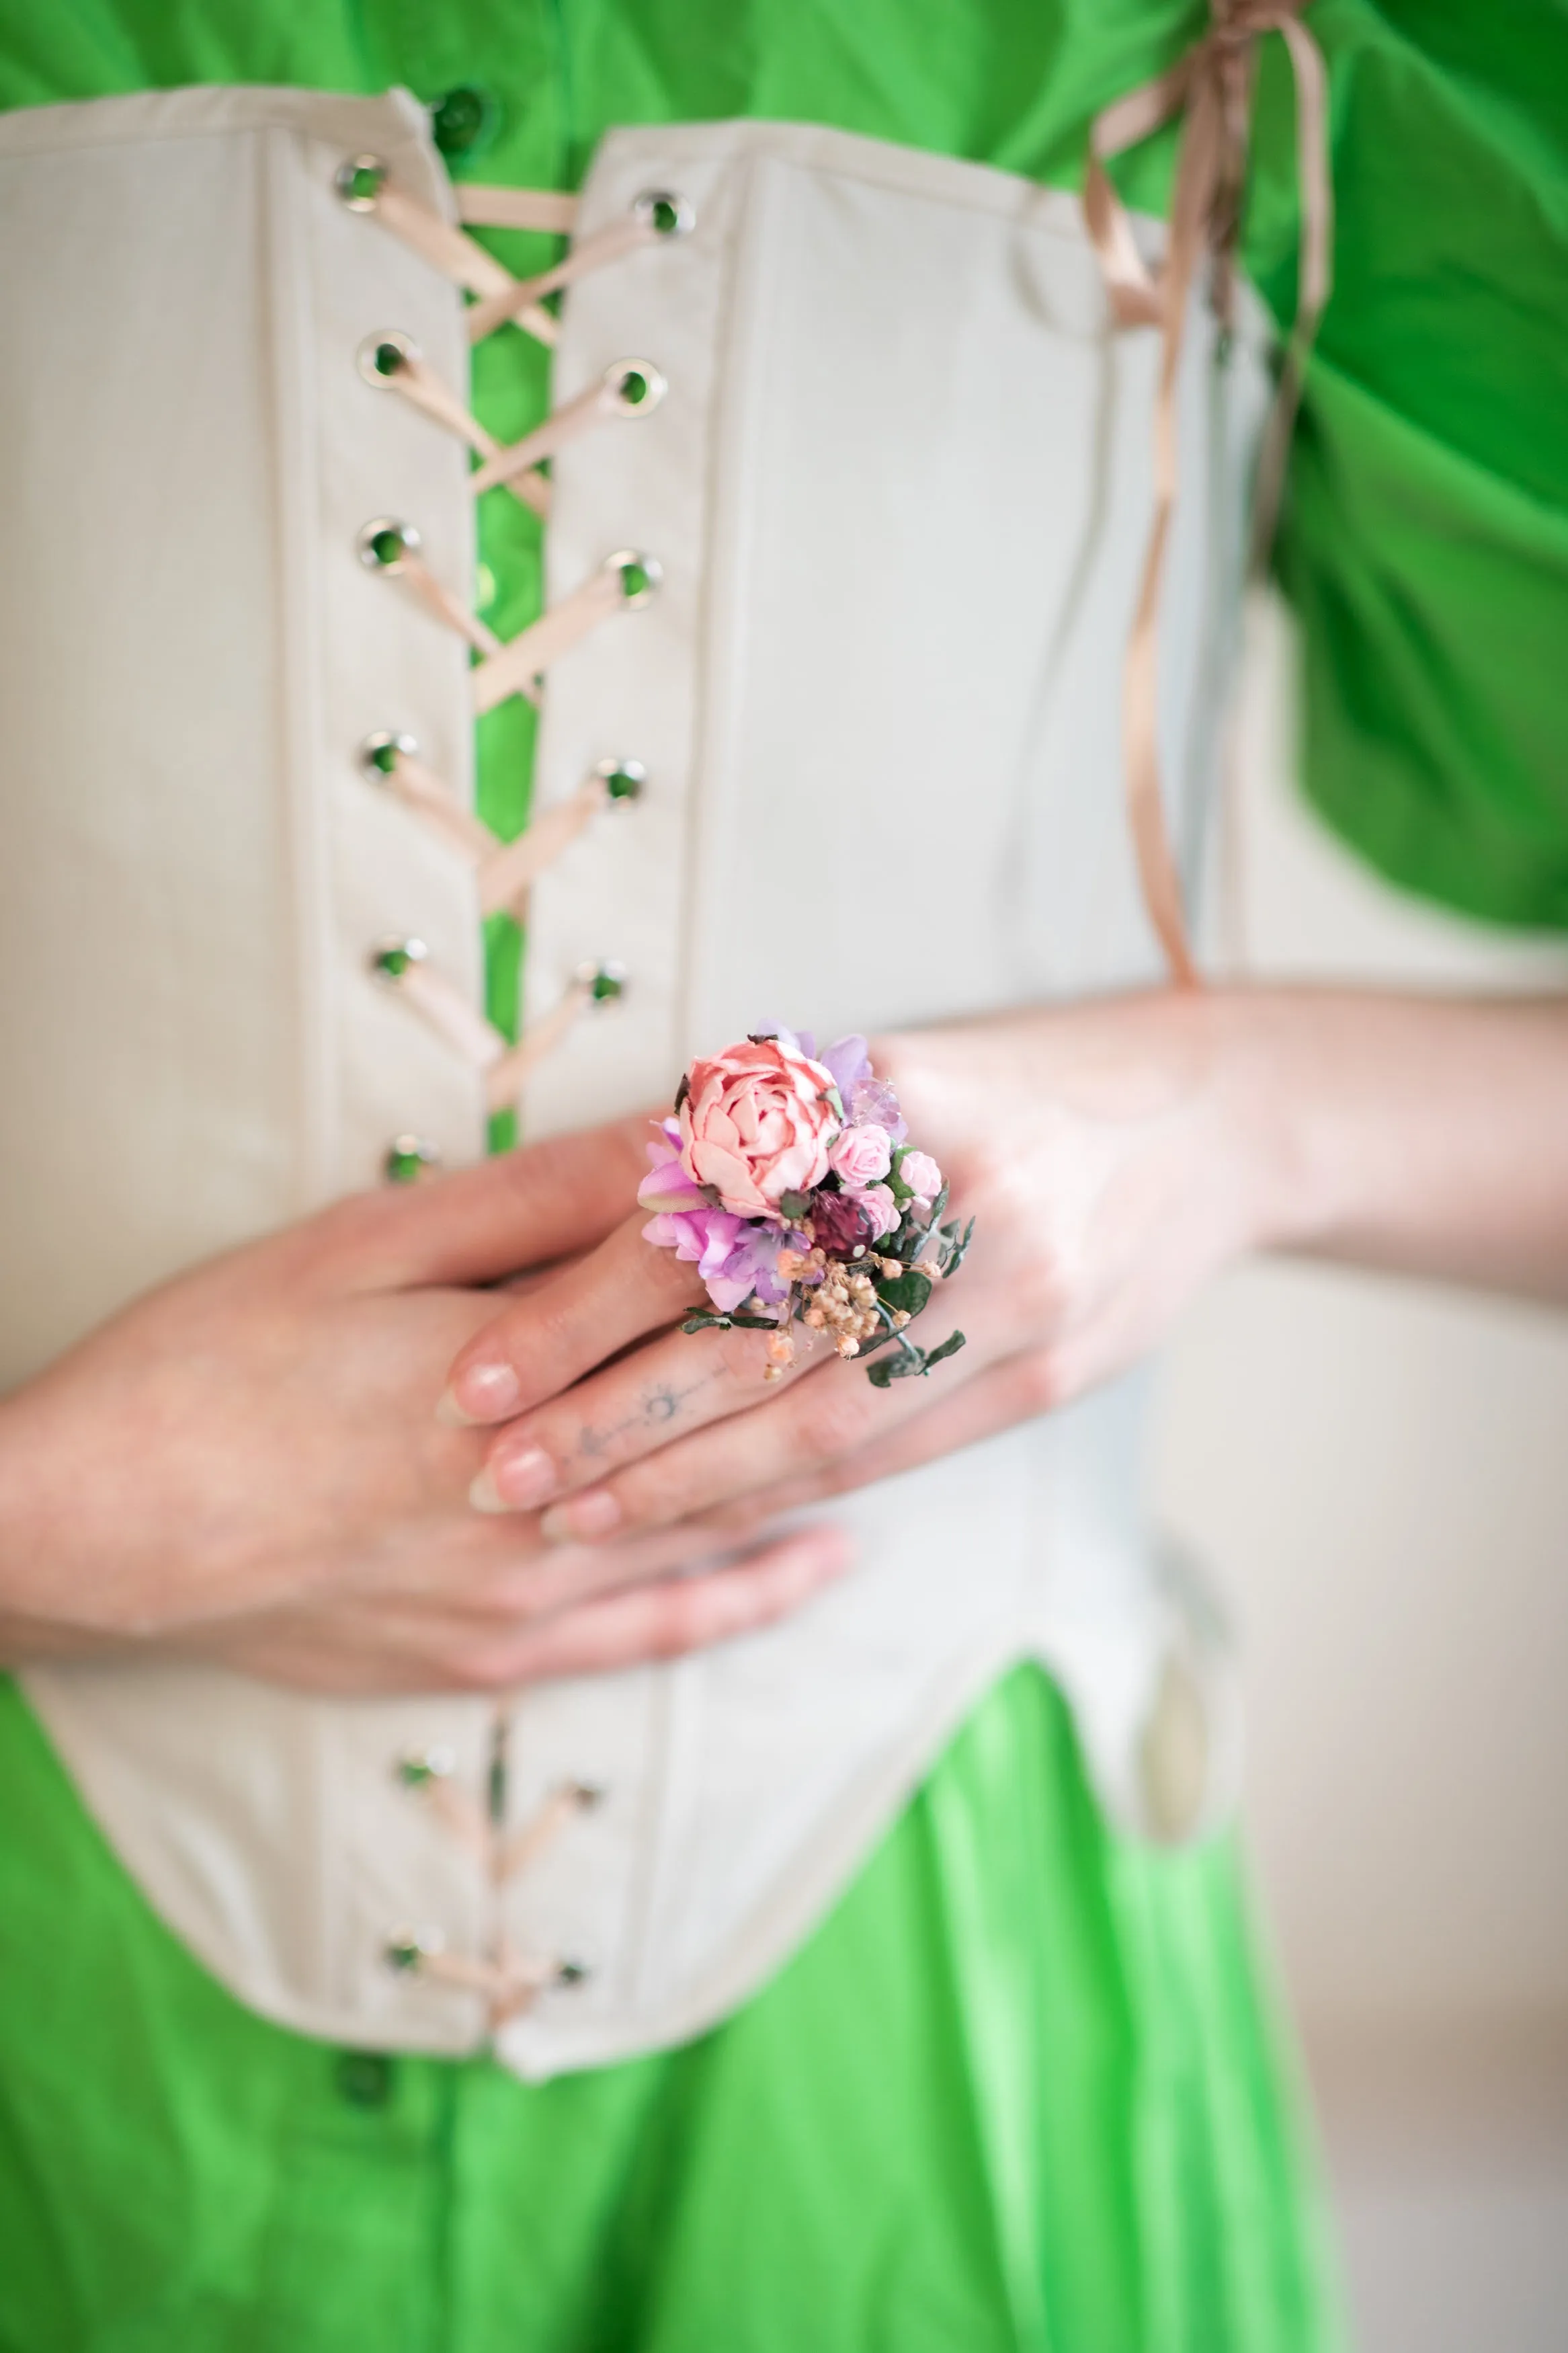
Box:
[335,1113,660,1293]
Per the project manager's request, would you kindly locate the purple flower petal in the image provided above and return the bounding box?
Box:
[821,1034,870,1099]
[638,1149,708,1212]
[710,1217,793,1309]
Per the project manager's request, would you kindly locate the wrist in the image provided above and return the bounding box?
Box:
[0,1382,109,1646]
[1202,987,1343,1260]
[0,1391,62,1641]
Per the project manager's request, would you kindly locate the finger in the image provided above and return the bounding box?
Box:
[325,1115,655,1294]
[354,1510,759,1618]
[440,1209,708,1427]
[692,1347,1062,1532]
[533,1325,989,1545]
[478,1523,855,1685]
[470,1313,832,1515]
[177,1520,830,1696]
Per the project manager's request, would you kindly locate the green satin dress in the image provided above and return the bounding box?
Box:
[1,3,1563,2346]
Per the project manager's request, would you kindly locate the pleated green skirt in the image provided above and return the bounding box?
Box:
[0,1665,1338,2352]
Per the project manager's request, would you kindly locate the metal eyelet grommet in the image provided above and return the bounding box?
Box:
[370,936,428,983]
[336,153,387,211]
[575,959,627,1007]
[360,729,418,780]
[358,331,419,387]
[594,757,646,805]
[384,1927,445,1974]
[604,549,661,606]
[632,188,694,239]
[358,518,421,574]
[384,1135,442,1186]
[604,358,666,416]
[395,1745,457,1786]
[555,1958,593,1987]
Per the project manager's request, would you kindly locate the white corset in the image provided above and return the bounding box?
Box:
[0,87,1269,2077]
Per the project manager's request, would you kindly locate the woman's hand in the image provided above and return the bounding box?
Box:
[444,986,1568,1549]
[442,992,1281,1543]
[0,1118,852,1693]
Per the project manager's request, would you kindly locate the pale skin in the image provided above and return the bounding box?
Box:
[2,988,1567,1693]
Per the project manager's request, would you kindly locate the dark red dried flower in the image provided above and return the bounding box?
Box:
[805,1185,873,1259]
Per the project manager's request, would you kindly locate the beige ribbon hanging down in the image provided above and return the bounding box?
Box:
[1083,0,1332,986]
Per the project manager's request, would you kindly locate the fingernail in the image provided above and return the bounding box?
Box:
[438,1359,522,1427]
[468,1465,509,1514]
[487,1443,557,1511]
[540,1490,622,1545]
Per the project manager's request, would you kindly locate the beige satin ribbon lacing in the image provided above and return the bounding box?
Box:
[376,743,633,918]
[399,1777,600,2026]
[456,185,581,236]
[372,182,662,349]
[385,950,604,1117]
[372,181,559,346]
[471,558,630,714]
[378,348,661,535]
[467,366,660,499]
[360,183,667,721]
[352,169,670,1110]
[375,346,548,520]
[1083,0,1332,986]
[463,214,655,342]
[386,545,504,656]
[356,175,665,2026]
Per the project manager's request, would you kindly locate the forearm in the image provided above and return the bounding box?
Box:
[1227,988,1568,1303]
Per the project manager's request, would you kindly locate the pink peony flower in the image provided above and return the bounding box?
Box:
[899,1150,943,1211]
[829,1122,892,1190]
[856,1184,901,1238]
[678,1037,839,1217]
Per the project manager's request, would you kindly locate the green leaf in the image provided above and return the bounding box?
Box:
[939,1217,976,1278]
[866,1336,926,1386]
[778,1189,813,1220]
[876,1269,932,1317]
[923,1328,967,1369]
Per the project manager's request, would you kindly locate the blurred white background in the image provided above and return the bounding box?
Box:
[1154,598,1568,2353]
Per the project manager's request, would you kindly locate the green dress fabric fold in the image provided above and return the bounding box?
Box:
[0,1667,1337,2352]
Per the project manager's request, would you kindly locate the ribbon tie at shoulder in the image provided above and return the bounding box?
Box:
[1083,0,1333,986]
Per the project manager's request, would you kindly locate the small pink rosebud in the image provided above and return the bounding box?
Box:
[899,1150,942,1209]
[829,1123,892,1190]
[855,1184,901,1238]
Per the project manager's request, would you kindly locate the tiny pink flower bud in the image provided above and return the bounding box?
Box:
[899,1150,942,1209]
[829,1123,892,1190]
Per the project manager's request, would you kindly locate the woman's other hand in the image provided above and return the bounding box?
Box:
[0,1117,851,1691]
